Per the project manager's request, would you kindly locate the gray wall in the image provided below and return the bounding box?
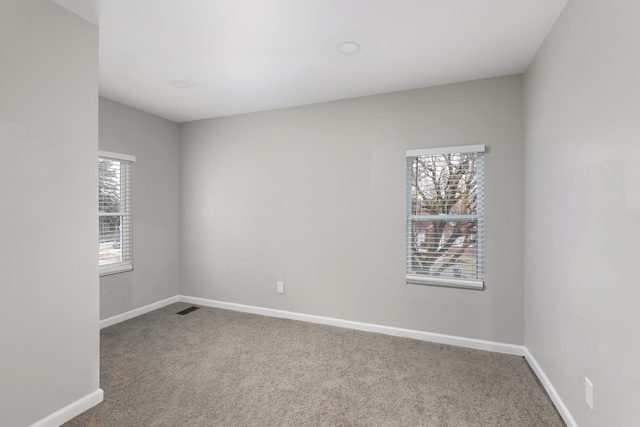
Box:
[524,0,640,425]
[99,97,180,319]
[0,1,99,426]
[180,75,525,344]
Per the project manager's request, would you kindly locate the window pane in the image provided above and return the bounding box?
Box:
[410,219,478,279]
[99,215,122,265]
[410,153,478,216]
[99,158,121,213]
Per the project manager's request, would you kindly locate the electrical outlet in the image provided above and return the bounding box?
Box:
[585,377,594,411]
[277,281,284,294]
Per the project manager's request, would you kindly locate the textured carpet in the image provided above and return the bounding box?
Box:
[65,303,564,426]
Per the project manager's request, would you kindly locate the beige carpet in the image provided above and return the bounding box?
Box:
[65,303,564,426]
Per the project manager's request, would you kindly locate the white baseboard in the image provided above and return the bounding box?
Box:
[524,348,578,427]
[100,296,179,329]
[178,295,525,356]
[29,388,103,427]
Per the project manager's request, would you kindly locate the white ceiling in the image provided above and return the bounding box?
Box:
[54,0,567,123]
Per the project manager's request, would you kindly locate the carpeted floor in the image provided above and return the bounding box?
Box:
[65,303,565,426]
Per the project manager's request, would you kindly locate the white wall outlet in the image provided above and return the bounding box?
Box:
[585,377,594,411]
[277,281,284,294]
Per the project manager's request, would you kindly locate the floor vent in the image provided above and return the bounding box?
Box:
[176,306,200,315]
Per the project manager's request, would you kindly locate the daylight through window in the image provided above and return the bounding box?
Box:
[406,145,484,289]
[99,151,135,276]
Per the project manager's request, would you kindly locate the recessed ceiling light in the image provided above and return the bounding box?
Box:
[171,80,192,89]
[336,41,361,55]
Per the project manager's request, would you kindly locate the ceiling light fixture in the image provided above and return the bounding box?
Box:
[336,41,361,55]
[171,80,192,89]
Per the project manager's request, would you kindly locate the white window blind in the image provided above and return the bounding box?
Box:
[99,151,135,276]
[406,145,485,289]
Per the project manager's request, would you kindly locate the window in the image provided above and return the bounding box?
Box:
[99,151,135,276]
[406,145,485,289]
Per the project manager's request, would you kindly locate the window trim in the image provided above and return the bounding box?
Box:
[99,150,135,163]
[406,144,485,157]
[99,262,133,277]
[99,150,135,277]
[406,144,485,290]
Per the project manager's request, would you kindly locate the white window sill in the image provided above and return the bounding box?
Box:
[406,275,484,290]
[100,263,133,277]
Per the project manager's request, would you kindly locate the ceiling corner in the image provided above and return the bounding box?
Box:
[51,0,98,26]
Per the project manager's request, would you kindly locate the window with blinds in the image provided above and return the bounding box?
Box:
[406,145,484,289]
[99,151,135,276]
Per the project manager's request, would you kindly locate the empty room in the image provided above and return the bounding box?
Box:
[1,0,638,426]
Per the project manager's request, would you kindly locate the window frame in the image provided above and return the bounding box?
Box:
[405,144,485,290]
[99,150,135,276]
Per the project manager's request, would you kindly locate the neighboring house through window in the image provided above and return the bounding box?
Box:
[99,151,135,276]
[406,145,485,289]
